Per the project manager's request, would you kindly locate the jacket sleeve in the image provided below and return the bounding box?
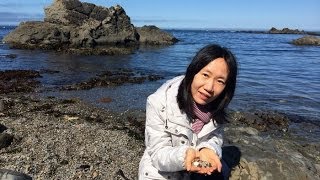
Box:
[145,96,188,172]
[196,125,223,158]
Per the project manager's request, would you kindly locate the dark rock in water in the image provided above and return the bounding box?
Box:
[98,97,112,103]
[39,69,60,74]
[5,54,17,59]
[61,68,163,90]
[0,70,41,94]
[136,25,179,45]
[268,27,305,34]
[292,35,320,46]
[0,133,14,149]
[230,110,289,132]
[2,0,178,55]
[0,54,17,59]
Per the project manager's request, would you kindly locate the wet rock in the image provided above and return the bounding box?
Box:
[292,35,320,46]
[0,70,41,94]
[0,124,7,133]
[0,133,14,149]
[230,110,289,132]
[225,109,320,180]
[136,25,179,45]
[62,68,163,90]
[5,54,17,59]
[98,97,112,103]
[0,54,17,59]
[39,69,60,74]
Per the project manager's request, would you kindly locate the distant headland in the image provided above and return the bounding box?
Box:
[236,27,320,46]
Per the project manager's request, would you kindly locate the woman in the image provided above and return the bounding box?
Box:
[139,44,238,179]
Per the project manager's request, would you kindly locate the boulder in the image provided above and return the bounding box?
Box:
[292,35,320,46]
[136,25,178,45]
[2,0,178,55]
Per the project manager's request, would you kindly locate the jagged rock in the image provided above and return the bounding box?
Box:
[2,0,178,55]
[292,35,320,46]
[268,27,305,34]
[136,25,179,45]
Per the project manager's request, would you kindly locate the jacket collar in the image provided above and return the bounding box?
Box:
[164,76,219,138]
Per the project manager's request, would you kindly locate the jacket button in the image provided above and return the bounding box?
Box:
[145,172,148,176]
[175,129,178,133]
[191,143,194,146]
[181,140,185,144]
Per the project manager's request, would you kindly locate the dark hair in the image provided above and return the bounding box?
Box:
[177,44,238,123]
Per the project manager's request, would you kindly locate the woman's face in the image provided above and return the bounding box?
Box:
[191,58,229,105]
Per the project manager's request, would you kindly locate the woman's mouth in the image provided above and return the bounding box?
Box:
[199,92,210,100]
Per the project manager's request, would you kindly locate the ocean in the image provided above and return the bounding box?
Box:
[1,26,319,123]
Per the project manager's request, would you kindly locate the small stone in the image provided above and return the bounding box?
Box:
[192,161,200,167]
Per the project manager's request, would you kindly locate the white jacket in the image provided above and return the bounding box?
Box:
[139,76,223,180]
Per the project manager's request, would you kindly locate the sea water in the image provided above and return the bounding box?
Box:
[1,26,319,123]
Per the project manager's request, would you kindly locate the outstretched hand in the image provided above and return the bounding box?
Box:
[185,147,222,175]
[184,148,200,172]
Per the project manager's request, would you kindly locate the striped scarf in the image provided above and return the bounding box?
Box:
[191,102,212,134]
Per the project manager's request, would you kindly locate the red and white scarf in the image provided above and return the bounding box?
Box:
[191,102,212,134]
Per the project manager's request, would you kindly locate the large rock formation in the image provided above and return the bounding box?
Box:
[2,0,178,55]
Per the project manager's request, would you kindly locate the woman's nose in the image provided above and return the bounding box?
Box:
[204,80,214,92]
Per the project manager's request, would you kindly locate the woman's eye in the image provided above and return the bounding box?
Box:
[218,80,226,84]
[202,73,209,77]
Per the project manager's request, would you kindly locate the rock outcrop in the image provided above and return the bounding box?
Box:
[268,27,305,34]
[2,0,178,55]
[137,25,178,45]
[226,110,320,179]
[292,35,320,46]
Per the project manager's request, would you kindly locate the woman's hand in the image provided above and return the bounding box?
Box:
[198,148,222,175]
[184,148,201,172]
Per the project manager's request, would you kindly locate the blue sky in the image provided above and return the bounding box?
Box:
[0,0,319,31]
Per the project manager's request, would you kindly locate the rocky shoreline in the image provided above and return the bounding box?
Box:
[0,70,319,179]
